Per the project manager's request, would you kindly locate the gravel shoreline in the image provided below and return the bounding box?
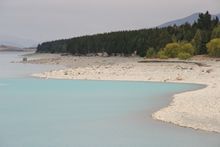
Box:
[22,54,220,133]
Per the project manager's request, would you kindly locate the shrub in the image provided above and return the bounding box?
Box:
[139,51,146,57]
[177,52,192,60]
[206,38,220,57]
[211,25,220,39]
[159,42,195,59]
[180,43,195,55]
[146,48,156,58]
[163,43,180,58]
[157,50,168,59]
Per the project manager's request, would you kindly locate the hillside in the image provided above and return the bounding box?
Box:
[0,45,36,52]
[159,13,220,28]
[0,45,22,51]
[0,35,37,48]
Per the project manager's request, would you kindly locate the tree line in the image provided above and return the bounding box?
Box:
[37,11,220,57]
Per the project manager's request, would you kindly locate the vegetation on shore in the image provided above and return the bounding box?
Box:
[37,11,220,58]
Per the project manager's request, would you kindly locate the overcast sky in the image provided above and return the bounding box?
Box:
[0,0,219,42]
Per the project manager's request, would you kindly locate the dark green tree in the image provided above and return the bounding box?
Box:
[192,29,207,54]
[197,11,212,30]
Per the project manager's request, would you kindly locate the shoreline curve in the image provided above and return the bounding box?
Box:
[21,54,220,133]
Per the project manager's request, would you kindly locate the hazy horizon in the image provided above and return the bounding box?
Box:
[0,0,219,42]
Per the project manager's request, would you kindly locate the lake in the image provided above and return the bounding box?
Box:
[0,52,220,147]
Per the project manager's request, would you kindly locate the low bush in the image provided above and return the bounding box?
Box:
[158,42,195,59]
[177,52,192,60]
[157,50,168,59]
[146,48,156,58]
[206,38,220,57]
[180,43,195,55]
[163,43,180,58]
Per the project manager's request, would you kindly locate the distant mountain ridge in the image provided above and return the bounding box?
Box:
[0,35,38,48]
[0,45,22,51]
[0,45,36,52]
[159,13,220,28]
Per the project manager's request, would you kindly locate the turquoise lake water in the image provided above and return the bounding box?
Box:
[0,52,220,147]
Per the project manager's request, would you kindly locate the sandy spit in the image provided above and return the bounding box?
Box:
[22,54,220,133]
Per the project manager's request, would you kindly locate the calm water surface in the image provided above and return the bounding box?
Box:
[0,52,220,147]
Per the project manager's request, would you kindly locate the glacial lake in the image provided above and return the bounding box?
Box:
[0,52,220,147]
